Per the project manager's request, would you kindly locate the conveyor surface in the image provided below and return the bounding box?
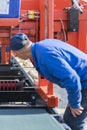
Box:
[0,108,64,130]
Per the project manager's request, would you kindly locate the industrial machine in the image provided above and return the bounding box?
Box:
[0,0,87,130]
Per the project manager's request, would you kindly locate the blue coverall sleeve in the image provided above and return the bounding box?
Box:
[45,56,82,108]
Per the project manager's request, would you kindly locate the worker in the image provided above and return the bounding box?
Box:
[7,33,87,130]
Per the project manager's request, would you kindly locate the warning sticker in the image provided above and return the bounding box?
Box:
[0,0,10,14]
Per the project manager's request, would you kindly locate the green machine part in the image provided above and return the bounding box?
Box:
[0,108,64,130]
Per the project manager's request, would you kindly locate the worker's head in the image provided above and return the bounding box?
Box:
[7,33,32,60]
[7,33,30,51]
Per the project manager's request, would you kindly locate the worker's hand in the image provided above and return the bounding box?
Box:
[69,106,84,117]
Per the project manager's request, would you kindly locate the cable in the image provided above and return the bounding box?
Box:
[60,18,67,42]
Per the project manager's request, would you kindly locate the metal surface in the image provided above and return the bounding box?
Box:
[0,108,64,130]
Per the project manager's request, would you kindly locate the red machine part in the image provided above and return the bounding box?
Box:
[0,80,24,90]
[1,0,87,107]
[11,0,87,107]
[0,19,19,64]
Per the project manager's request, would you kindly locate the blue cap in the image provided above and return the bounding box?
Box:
[7,33,29,51]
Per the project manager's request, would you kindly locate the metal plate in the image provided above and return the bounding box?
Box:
[0,108,64,130]
[0,0,20,18]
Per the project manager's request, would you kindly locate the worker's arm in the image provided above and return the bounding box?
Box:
[42,55,82,109]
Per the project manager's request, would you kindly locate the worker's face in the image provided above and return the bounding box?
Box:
[12,49,29,60]
[11,40,32,60]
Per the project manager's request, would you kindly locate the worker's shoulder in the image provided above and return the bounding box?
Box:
[37,39,64,46]
[41,38,62,42]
